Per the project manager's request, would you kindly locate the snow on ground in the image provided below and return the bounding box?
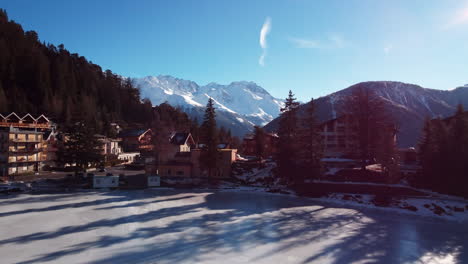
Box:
[0,189,467,264]
[233,162,275,185]
[315,193,468,222]
[233,163,468,220]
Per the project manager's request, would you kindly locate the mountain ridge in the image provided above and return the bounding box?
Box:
[132,75,284,137]
[264,81,468,147]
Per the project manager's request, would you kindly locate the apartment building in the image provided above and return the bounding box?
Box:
[318,116,359,158]
[0,113,52,177]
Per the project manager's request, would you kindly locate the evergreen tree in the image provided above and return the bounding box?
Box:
[417,117,436,187]
[200,98,218,178]
[431,118,451,191]
[297,98,323,181]
[340,86,395,171]
[253,125,266,160]
[448,105,468,195]
[57,122,104,172]
[0,83,7,112]
[277,90,300,183]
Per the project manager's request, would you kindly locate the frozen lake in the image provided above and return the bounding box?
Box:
[1,189,467,264]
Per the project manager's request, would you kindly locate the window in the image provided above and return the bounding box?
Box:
[327,136,335,141]
[167,169,171,175]
[176,171,184,176]
[327,122,334,132]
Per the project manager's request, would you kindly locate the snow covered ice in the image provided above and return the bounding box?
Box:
[1,189,467,264]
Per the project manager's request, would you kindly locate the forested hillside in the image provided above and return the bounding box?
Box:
[0,9,153,133]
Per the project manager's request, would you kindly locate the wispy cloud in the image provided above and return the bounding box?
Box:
[259,17,271,66]
[289,33,346,49]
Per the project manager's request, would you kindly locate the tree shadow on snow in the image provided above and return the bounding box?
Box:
[3,190,467,264]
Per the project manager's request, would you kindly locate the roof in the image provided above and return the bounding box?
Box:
[0,112,51,125]
[170,132,194,145]
[118,129,150,138]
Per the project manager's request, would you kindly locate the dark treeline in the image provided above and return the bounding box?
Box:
[0,9,152,134]
[418,105,468,197]
[0,8,241,144]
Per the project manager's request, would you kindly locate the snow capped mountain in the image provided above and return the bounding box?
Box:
[265,81,468,147]
[132,75,284,136]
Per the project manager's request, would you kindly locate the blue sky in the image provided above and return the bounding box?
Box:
[2,0,468,101]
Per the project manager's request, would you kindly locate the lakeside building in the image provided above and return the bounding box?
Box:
[318,116,359,158]
[94,134,123,156]
[118,129,153,153]
[244,115,396,161]
[145,132,237,178]
[0,113,54,177]
[241,133,279,157]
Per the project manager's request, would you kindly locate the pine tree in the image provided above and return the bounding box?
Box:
[200,98,218,178]
[57,122,104,172]
[434,119,451,191]
[297,98,323,181]
[0,83,7,112]
[340,86,394,171]
[253,126,266,160]
[277,90,300,183]
[448,105,468,195]
[417,117,436,187]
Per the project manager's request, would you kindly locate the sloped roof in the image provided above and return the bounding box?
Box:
[170,132,194,145]
[6,112,21,121]
[21,113,36,123]
[36,114,50,123]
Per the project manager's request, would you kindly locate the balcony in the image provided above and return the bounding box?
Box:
[10,138,41,143]
[0,122,50,129]
[8,156,46,163]
[8,148,43,153]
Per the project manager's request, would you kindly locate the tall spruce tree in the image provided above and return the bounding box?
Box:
[340,86,394,171]
[253,125,266,160]
[277,90,300,183]
[0,83,7,112]
[418,108,468,197]
[448,105,468,195]
[200,98,218,178]
[417,117,436,187]
[297,98,323,181]
[57,122,104,172]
